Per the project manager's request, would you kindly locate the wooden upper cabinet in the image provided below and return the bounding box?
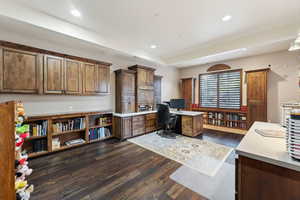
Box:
[65,59,82,94]
[83,63,98,94]
[97,65,110,94]
[0,47,43,94]
[44,55,64,94]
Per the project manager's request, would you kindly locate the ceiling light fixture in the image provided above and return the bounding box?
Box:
[150,45,157,49]
[71,9,81,17]
[222,15,232,22]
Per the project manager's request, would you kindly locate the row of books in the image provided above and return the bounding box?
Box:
[53,118,85,133]
[89,127,111,141]
[207,112,246,121]
[32,139,47,152]
[30,121,48,136]
[96,117,112,126]
[207,119,247,128]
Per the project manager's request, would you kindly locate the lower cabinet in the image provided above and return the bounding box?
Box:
[181,115,203,137]
[114,113,157,139]
[132,115,146,136]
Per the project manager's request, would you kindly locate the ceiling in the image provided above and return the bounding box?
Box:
[1,0,300,67]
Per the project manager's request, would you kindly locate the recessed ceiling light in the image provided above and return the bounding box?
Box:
[71,9,81,17]
[222,15,232,22]
[150,45,157,49]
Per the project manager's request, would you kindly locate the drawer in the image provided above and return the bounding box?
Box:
[132,115,145,122]
[146,113,156,120]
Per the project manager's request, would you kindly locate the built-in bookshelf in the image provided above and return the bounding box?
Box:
[23,111,113,158]
[192,107,248,133]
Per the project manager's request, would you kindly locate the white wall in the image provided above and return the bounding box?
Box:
[179,50,300,123]
[0,29,180,116]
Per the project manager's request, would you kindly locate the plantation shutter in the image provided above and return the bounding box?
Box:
[219,71,241,109]
[199,70,241,109]
[199,73,218,108]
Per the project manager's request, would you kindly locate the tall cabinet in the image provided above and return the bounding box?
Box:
[128,65,156,112]
[154,75,162,109]
[115,69,136,113]
[181,78,195,110]
[246,68,269,126]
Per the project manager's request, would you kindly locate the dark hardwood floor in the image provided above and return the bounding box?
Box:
[28,130,243,200]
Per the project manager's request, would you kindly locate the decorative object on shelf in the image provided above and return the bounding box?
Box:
[15,102,34,200]
[286,110,300,160]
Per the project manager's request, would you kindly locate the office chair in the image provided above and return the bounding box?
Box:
[157,104,178,139]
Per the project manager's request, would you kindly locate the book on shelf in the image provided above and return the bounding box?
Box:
[65,138,85,146]
[32,139,47,152]
[53,118,85,133]
[30,121,48,137]
[89,127,111,141]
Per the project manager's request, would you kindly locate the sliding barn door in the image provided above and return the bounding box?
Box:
[246,69,269,127]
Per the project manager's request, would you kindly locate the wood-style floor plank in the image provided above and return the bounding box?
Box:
[28,130,243,200]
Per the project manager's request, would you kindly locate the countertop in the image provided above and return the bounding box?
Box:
[236,121,300,172]
[113,110,204,117]
[28,110,113,118]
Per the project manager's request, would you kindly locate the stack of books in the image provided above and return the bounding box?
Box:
[30,121,48,136]
[89,127,111,141]
[53,118,85,133]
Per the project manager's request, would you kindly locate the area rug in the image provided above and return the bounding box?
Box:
[170,162,235,200]
[128,132,233,176]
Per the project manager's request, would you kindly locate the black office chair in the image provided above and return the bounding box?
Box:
[157,104,178,139]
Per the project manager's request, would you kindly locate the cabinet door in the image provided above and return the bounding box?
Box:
[0,48,42,94]
[65,59,82,94]
[123,72,135,95]
[247,70,268,126]
[122,95,135,113]
[44,55,65,94]
[122,117,132,139]
[146,70,154,87]
[154,76,162,109]
[132,115,145,136]
[83,63,98,94]
[97,65,110,94]
[137,68,147,89]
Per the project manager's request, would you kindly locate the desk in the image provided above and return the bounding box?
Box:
[171,110,204,137]
[113,110,204,139]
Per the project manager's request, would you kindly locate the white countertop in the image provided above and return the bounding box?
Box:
[236,121,300,172]
[113,110,157,117]
[170,110,204,116]
[113,110,204,117]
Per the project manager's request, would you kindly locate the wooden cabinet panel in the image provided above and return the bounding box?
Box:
[44,55,64,94]
[83,63,98,94]
[65,59,82,94]
[181,78,195,110]
[97,65,110,94]
[0,48,42,94]
[246,69,269,126]
[113,117,132,139]
[154,76,162,109]
[146,113,157,133]
[83,64,110,95]
[182,115,203,137]
[121,96,135,113]
[132,115,145,136]
[115,69,136,113]
[237,156,300,200]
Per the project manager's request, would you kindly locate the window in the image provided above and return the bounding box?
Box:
[199,69,241,109]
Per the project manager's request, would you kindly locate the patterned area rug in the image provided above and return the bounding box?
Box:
[128,132,233,176]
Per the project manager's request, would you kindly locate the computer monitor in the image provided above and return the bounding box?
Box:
[170,99,185,111]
